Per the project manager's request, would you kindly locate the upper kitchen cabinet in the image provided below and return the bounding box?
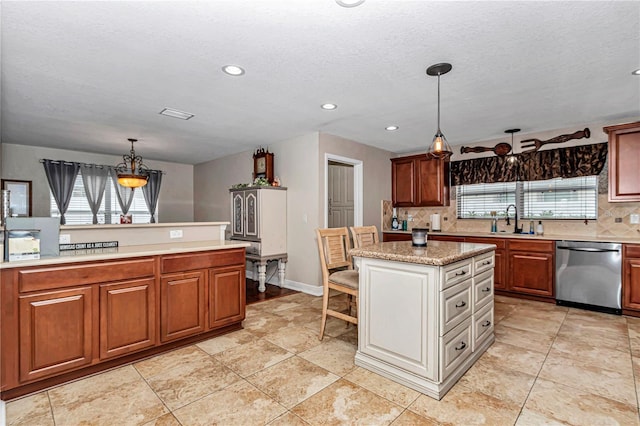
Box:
[391,154,450,207]
[604,122,640,202]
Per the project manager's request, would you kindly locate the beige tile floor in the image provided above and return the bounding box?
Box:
[7,293,640,425]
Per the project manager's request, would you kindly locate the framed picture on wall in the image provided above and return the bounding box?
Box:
[1,179,32,217]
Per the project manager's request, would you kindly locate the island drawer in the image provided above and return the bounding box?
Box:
[441,258,472,290]
[440,280,472,336]
[472,269,493,312]
[440,317,472,379]
[472,302,494,351]
[18,258,155,293]
[507,239,553,253]
[473,252,494,275]
[161,248,245,273]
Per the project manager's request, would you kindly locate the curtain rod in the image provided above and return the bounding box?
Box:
[39,159,166,174]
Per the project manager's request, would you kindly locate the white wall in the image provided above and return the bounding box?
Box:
[319,133,393,233]
[194,132,322,291]
[1,143,194,222]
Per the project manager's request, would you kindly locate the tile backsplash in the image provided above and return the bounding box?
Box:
[381,194,640,238]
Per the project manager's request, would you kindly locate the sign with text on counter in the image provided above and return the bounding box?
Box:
[60,241,119,251]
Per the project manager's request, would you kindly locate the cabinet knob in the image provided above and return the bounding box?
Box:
[481,320,492,327]
[455,270,467,276]
[455,301,466,308]
[481,287,491,293]
[482,260,491,266]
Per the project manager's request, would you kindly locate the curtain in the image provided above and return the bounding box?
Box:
[80,164,109,224]
[451,142,608,186]
[109,168,135,215]
[42,159,80,225]
[142,170,163,223]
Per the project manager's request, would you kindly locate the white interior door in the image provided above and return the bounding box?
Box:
[328,162,354,228]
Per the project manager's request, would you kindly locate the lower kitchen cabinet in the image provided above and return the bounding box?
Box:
[208,265,246,329]
[160,271,206,342]
[100,278,156,359]
[382,232,411,242]
[507,240,554,298]
[19,286,93,382]
[623,244,640,313]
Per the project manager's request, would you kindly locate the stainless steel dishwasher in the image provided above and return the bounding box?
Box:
[555,240,622,314]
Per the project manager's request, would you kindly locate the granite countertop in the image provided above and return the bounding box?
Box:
[0,240,250,270]
[351,240,496,266]
[382,230,640,244]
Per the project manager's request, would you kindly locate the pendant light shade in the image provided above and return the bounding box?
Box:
[116,138,149,188]
[426,63,453,159]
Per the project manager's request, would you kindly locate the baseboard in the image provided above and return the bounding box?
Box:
[282,279,323,296]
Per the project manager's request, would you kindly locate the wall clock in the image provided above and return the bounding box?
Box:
[253,148,274,183]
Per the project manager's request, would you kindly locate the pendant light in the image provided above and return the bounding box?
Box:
[116,138,149,188]
[426,62,453,159]
[505,128,520,163]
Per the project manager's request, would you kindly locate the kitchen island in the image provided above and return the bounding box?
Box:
[351,240,496,400]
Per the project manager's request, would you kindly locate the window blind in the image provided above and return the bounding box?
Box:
[457,182,516,219]
[522,176,597,219]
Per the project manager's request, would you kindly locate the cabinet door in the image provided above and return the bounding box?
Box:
[208,265,246,329]
[100,278,156,360]
[382,232,411,242]
[391,157,416,206]
[19,287,93,382]
[416,157,449,206]
[245,190,259,238]
[508,251,554,297]
[623,258,640,311]
[231,192,245,238]
[606,123,640,202]
[160,271,206,342]
[493,249,506,290]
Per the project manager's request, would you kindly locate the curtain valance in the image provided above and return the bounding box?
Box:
[450,142,608,186]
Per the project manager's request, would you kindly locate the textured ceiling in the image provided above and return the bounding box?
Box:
[1,1,639,165]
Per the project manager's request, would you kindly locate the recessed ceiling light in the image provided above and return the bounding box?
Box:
[222,65,245,76]
[335,0,365,7]
[385,125,399,131]
[321,103,338,110]
[633,68,640,75]
[159,108,194,120]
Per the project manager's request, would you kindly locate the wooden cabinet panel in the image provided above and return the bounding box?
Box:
[623,258,640,311]
[508,252,554,297]
[208,266,246,329]
[493,250,506,290]
[429,235,465,243]
[391,157,416,206]
[416,157,449,206]
[605,122,640,202]
[18,258,155,293]
[382,232,411,242]
[160,271,206,342]
[507,239,554,253]
[19,287,93,382]
[99,278,156,360]
[391,155,449,207]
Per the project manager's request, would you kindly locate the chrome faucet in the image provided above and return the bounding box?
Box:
[505,204,522,234]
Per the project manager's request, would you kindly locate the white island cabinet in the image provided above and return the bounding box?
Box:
[352,240,496,400]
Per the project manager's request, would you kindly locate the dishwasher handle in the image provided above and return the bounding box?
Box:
[556,246,620,253]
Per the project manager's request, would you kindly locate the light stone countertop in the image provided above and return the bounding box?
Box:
[0,240,250,270]
[351,240,495,266]
[382,230,640,244]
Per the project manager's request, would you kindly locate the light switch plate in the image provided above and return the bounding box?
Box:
[631,214,640,224]
[169,229,183,239]
[59,234,71,244]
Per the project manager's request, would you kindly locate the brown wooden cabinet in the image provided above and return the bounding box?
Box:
[100,278,156,359]
[382,232,411,242]
[208,265,246,329]
[391,154,449,207]
[507,240,554,298]
[604,122,640,202]
[19,287,93,382]
[160,271,206,342]
[623,244,640,313]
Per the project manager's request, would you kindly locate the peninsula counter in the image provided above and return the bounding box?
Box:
[351,240,496,400]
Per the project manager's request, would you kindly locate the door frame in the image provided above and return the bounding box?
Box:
[324,153,363,228]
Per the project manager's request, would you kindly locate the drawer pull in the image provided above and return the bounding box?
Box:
[455,301,467,308]
[481,260,491,266]
[481,287,491,293]
[455,270,467,276]
[481,320,492,327]
[454,342,467,351]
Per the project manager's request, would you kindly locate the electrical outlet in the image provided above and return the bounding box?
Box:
[631,214,640,224]
[407,214,413,222]
[615,217,623,223]
[59,234,71,244]
[169,229,183,239]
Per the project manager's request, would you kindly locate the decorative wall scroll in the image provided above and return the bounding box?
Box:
[520,128,590,153]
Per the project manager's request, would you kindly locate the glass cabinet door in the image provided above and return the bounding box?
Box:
[245,190,258,238]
